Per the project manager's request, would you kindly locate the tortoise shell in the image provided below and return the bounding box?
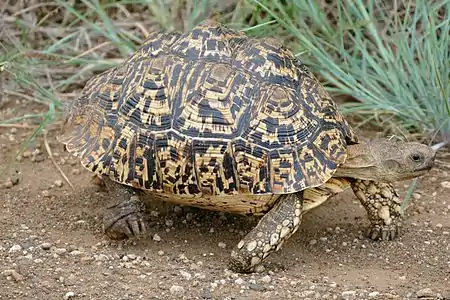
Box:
[59,20,358,204]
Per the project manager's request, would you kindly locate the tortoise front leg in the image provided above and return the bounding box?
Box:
[101,176,146,240]
[228,192,303,273]
[350,179,403,241]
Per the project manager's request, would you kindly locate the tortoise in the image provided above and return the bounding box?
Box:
[58,20,435,273]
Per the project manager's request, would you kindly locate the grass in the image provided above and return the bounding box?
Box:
[1,0,449,145]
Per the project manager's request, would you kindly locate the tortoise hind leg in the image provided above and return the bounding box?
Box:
[228,192,303,273]
[101,176,146,240]
[350,179,403,241]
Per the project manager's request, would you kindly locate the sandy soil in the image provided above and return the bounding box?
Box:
[1,100,449,300]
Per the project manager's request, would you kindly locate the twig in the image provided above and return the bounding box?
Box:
[0,123,37,129]
[43,130,74,190]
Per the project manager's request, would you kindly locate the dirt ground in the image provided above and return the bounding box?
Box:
[1,100,449,300]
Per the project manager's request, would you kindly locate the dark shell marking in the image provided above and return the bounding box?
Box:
[59,20,357,212]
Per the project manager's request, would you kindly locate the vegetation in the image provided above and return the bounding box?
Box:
[1,0,449,144]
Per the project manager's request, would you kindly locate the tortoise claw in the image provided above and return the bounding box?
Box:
[103,196,146,240]
[367,224,402,241]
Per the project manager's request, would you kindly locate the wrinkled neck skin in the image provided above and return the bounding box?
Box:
[333,139,435,183]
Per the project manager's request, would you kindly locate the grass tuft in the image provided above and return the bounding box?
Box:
[242,0,450,143]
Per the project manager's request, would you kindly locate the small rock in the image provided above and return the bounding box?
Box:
[157,250,164,256]
[153,233,161,242]
[416,288,436,298]
[218,242,226,249]
[412,193,421,200]
[41,190,50,197]
[40,242,52,250]
[9,244,22,253]
[368,291,380,297]
[342,290,357,298]
[173,206,183,215]
[94,254,109,261]
[55,248,67,255]
[234,277,245,285]
[0,180,14,189]
[180,270,192,280]
[63,291,75,300]
[4,269,24,281]
[309,239,317,245]
[249,283,266,291]
[435,223,443,228]
[54,180,64,187]
[440,181,450,189]
[254,265,265,273]
[169,285,185,296]
[260,275,271,284]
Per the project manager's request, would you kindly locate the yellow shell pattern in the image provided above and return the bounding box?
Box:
[59,20,358,215]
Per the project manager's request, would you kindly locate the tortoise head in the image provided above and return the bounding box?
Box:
[334,139,436,182]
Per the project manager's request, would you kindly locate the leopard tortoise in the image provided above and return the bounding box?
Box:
[58,20,435,273]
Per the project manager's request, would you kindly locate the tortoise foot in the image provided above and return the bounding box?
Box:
[228,193,303,273]
[351,179,404,242]
[103,195,146,240]
[367,223,402,241]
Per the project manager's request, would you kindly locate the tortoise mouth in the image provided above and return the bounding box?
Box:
[414,157,435,172]
[415,164,433,172]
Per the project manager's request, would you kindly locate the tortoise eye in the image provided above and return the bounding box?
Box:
[410,154,423,162]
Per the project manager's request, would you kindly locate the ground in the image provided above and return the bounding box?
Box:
[0,100,449,300]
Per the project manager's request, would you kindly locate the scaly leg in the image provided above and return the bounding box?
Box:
[101,176,146,240]
[350,179,403,241]
[228,192,303,273]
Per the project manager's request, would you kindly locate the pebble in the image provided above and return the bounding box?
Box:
[54,180,63,187]
[249,283,266,292]
[341,290,357,298]
[169,285,185,296]
[180,270,192,280]
[173,206,183,215]
[309,239,317,245]
[4,269,24,281]
[0,180,14,189]
[153,233,161,242]
[440,181,450,189]
[157,250,164,256]
[260,275,271,284]
[218,242,226,249]
[63,291,75,299]
[9,244,22,253]
[94,254,109,261]
[368,291,380,297]
[40,242,52,250]
[416,288,436,298]
[254,265,265,273]
[55,248,67,255]
[235,277,245,285]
